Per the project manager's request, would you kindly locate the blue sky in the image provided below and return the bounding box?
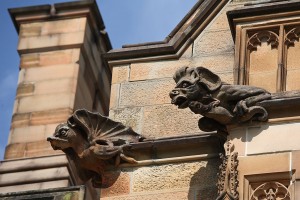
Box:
[0,0,197,159]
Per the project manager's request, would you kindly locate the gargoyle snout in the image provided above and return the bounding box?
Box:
[169,90,179,100]
[47,137,52,141]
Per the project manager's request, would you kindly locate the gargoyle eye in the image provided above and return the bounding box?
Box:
[182,82,191,88]
[59,128,68,137]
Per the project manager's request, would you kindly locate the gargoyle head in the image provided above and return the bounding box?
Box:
[47,109,144,188]
[169,66,221,109]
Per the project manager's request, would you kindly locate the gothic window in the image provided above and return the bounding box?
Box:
[228,2,300,93]
[236,23,300,93]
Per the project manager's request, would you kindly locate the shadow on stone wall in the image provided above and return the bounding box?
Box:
[188,158,220,200]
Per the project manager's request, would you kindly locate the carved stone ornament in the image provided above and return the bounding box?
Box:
[247,30,279,52]
[47,109,144,188]
[216,140,239,200]
[250,182,291,200]
[169,66,271,132]
[285,27,300,48]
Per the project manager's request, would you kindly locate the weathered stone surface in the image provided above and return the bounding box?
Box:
[19,18,86,37]
[195,186,218,200]
[17,93,74,113]
[130,59,190,81]
[109,84,120,109]
[24,140,59,158]
[101,171,130,197]
[206,3,242,31]
[8,125,45,144]
[0,167,70,186]
[16,82,34,97]
[190,53,234,74]
[193,30,234,57]
[131,160,219,192]
[34,78,77,95]
[292,151,300,179]
[20,49,79,68]
[18,31,84,51]
[119,79,175,107]
[239,152,290,175]
[112,65,129,84]
[101,191,190,200]
[0,180,69,194]
[109,107,143,133]
[142,104,200,138]
[4,143,26,159]
[23,64,79,82]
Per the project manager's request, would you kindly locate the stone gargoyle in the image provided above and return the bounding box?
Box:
[169,66,271,132]
[47,109,144,188]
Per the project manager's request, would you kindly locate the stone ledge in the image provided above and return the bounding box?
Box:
[258,91,300,119]
[0,185,85,199]
[121,133,225,164]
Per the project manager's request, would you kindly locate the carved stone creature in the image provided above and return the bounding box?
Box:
[47,109,144,188]
[169,66,271,132]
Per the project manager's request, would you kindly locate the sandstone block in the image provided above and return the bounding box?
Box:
[292,151,300,179]
[119,79,175,107]
[101,171,130,197]
[40,18,86,35]
[112,65,129,84]
[130,59,190,81]
[20,49,78,68]
[190,53,234,74]
[193,30,234,57]
[142,104,200,138]
[131,160,218,192]
[11,113,30,128]
[34,78,77,95]
[101,191,190,200]
[18,93,74,113]
[0,180,69,194]
[109,107,143,133]
[4,143,26,159]
[18,31,84,52]
[206,3,241,31]
[16,82,34,97]
[19,22,42,37]
[30,108,72,126]
[23,64,79,82]
[239,152,290,175]
[109,84,120,109]
[247,122,300,155]
[9,125,46,144]
[0,167,69,186]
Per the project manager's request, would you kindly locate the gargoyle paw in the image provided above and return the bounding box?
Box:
[120,153,138,164]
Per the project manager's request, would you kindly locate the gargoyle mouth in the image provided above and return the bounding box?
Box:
[171,96,189,109]
[47,136,68,150]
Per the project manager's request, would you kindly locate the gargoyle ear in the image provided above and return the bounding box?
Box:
[194,67,222,92]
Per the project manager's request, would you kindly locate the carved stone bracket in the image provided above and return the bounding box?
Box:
[216,140,239,200]
[285,27,300,48]
[47,109,144,188]
[250,181,291,200]
[247,30,279,52]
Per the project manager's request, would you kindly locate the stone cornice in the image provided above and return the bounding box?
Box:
[104,0,229,64]
[9,0,112,51]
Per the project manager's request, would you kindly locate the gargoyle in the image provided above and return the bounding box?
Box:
[169,66,271,132]
[47,109,144,188]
